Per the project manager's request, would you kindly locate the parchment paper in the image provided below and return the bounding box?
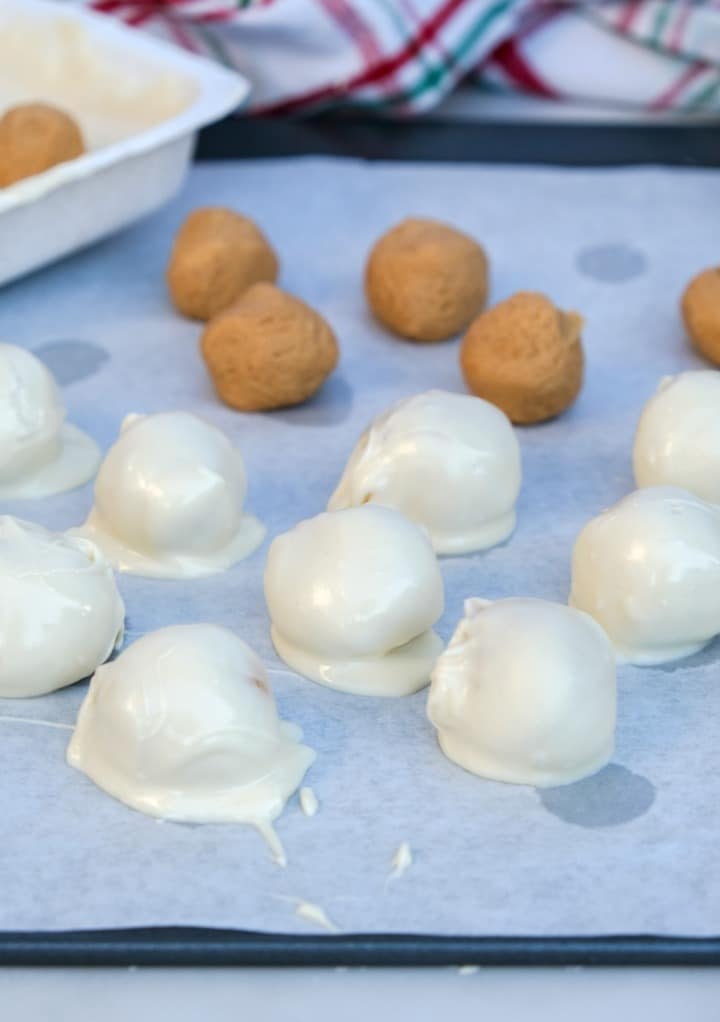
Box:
[1,158,719,937]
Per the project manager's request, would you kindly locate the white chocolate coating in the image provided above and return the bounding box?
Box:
[633,371,720,503]
[67,625,315,849]
[74,411,265,578]
[427,597,616,787]
[0,516,124,697]
[328,390,521,554]
[570,486,720,665]
[264,505,444,696]
[0,343,99,498]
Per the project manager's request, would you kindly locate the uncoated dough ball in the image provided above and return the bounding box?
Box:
[201,282,339,411]
[0,103,85,187]
[365,217,489,342]
[682,266,720,365]
[460,291,584,424]
[167,207,279,321]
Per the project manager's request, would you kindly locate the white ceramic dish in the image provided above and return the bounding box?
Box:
[0,0,250,286]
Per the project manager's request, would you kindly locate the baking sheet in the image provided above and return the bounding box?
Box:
[0,158,719,938]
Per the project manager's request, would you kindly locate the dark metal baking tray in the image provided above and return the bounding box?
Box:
[3,114,719,967]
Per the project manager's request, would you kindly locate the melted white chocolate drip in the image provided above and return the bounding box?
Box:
[294,901,338,933]
[299,787,319,818]
[271,626,444,698]
[389,841,413,880]
[67,625,314,856]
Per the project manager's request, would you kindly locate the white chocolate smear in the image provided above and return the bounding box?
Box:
[570,486,720,665]
[67,625,314,857]
[300,787,319,818]
[0,343,99,498]
[0,716,73,731]
[389,841,413,880]
[428,597,616,787]
[329,389,521,554]
[72,411,265,579]
[264,505,444,696]
[294,900,338,933]
[0,516,124,698]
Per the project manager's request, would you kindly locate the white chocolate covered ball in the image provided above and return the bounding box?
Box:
[427,597,616,787]
[74,411,265,578]
[570,486,720,664]
[328,390,521,554]
[0,516,124,697]
[67,625,314,844]
[633,371,720,503]
[0,343,99,498]
[264,505,445,696]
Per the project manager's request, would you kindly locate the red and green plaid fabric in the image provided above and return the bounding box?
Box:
[63,1,720,113]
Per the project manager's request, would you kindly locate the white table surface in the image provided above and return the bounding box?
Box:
[2,966,720,1021]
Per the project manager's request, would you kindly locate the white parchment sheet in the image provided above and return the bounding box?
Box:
[1,159,719,936]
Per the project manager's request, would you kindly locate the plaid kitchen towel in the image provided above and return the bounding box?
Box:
[63,1,720,113]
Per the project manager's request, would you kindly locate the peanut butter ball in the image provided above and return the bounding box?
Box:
[0,103,85,187]
[682,267,720,365]
[167,208,279,321]
[460,291,584,425]
[365,217,488,342]
[201,283,339,411]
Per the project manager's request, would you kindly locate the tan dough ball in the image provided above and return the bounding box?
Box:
[682,267,720,365]
[460,291,584,425]
[365,217,488,342]
[167,207,279,321]
[201,283,339,411]
[0,103,85,187]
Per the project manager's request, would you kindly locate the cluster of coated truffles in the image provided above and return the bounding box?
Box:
[4,187,720,867]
